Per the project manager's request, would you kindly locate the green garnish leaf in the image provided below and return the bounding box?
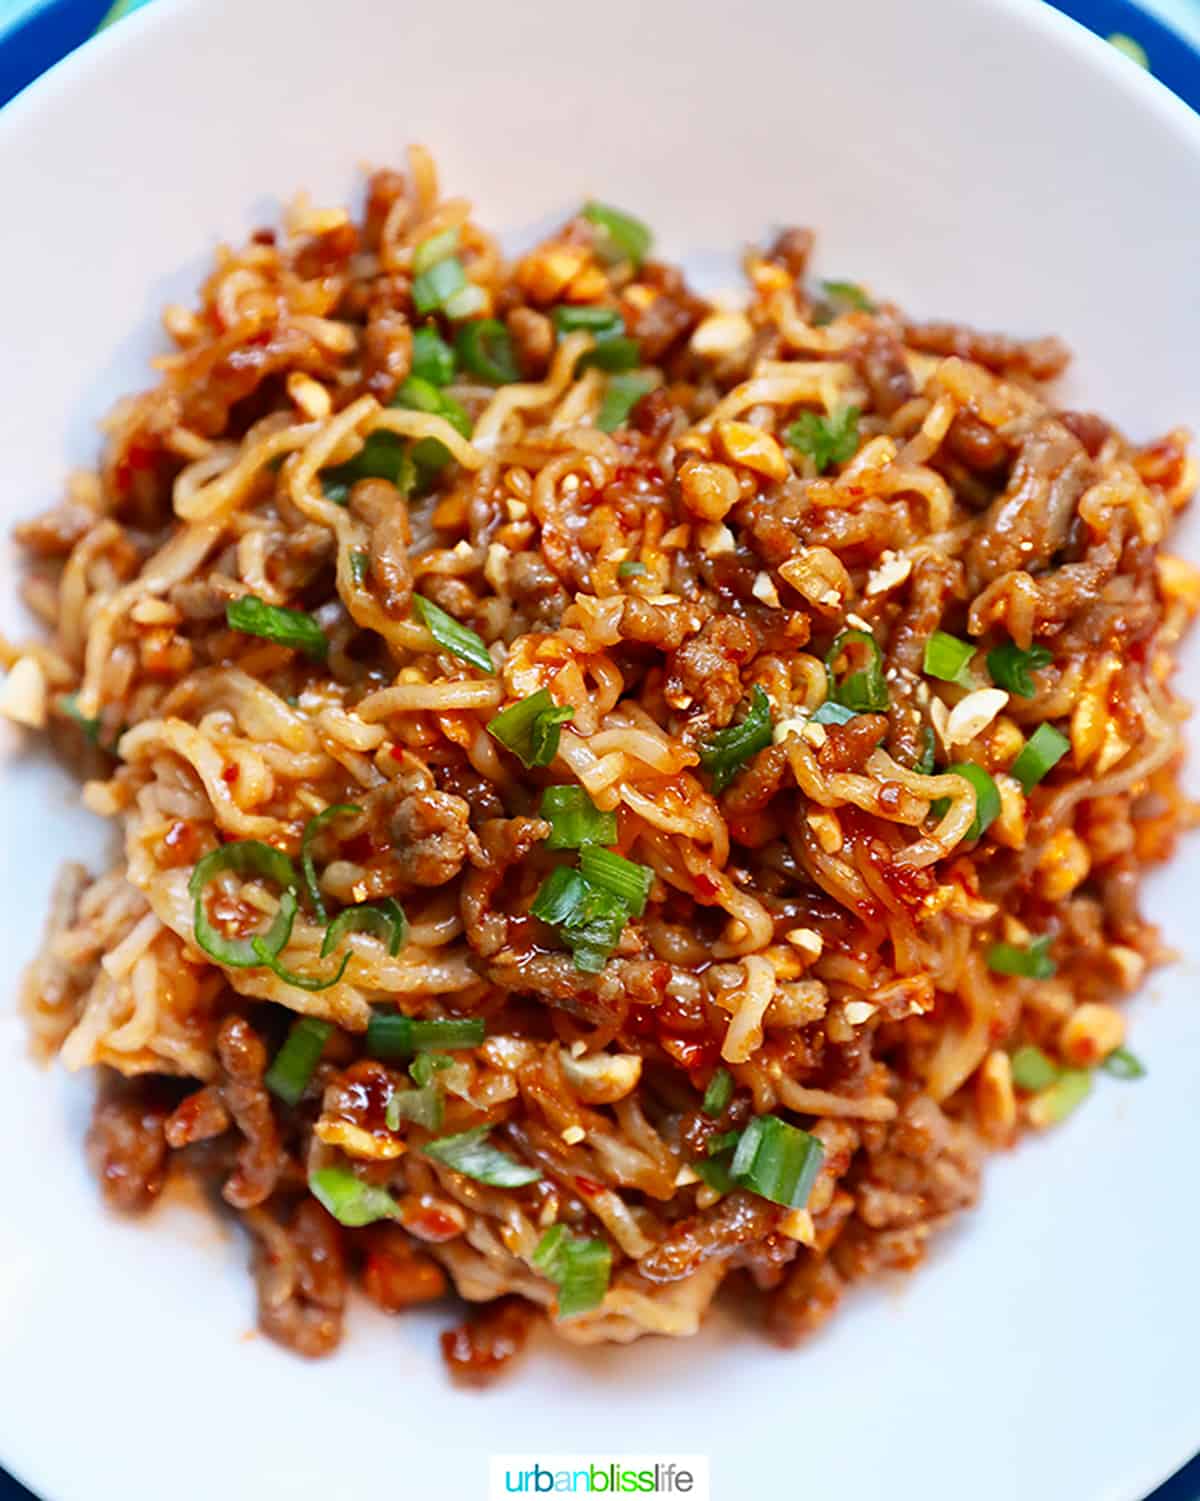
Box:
[1103,1046,1146,1080]
[578,845,653,918]
[411,226,460,276]
[986,640,1053,698]
[582,201,652,267]
[1011,723,1070,791]
[924,630,975,685]
[820,279,875,313]
[702,1067,734,1118]
[530,865,631,973]
[698,684,774,792]
[532,1224,613,1319]
[300,803,361,923]
[785,406,861,474]
[412,255,467,315]
[706,1129,741,1157]
[225,595,328,659]
[60,693,102,744]
[309,1166,400,1227]
[987,935,1057,979]
[597,372,656,432]
[1011,1044,1060,1093]
[188,840,299,969]
[825,628,888,713]
[487,688,574,768]
[618,560,648,578]
[411,325,456,386]
[423,1125,542,1187]
[264,1018,332,1106]
[365,1012,486,1060]
[540,786,619,850]
[412,594,495,674]
[730,1115,825,1209]
[455,318,520,384]
[321,897,408,958]
[810,700,858,726]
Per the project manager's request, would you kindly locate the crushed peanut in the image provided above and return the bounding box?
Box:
[1059,1003,1126,1067]
[0,656,47,729]
[714,421,791,482]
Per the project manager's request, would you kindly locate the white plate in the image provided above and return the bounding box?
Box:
[2,1,1200,1497]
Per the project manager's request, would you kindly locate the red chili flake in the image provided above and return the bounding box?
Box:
[221,764,239,784]
[573,1175,605,1198]
[389,744,407,763]
[402,1205,462,1243]
[692,872,721,902]
[663,1035,720,1072]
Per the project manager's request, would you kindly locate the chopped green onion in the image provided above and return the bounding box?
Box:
[250,937,352,992]
[411,594,495,674]
[321,898,408,958]
[443,283,488,321]
[322,431,414,493]
[618,560,647,578]
[422,1125,542,1186]
[225,595,327,660]
[1011,1044,1060,1092]
[698,684,774,792]
[940,762,1000,841]
[986,640,1053,698]
[810,700,858,726]
[264,1018,332,1106]
[411,226,460,276]
[487,688,574,768]
[410,1052,454,1086]
[530,866,631,973]
[411,325,456,386]
[552,304,624,336]
[987,935,1057,979]
[349,550,370,586]
[729,1115,825,1209]
[365,1012,486,1060]
[923,630,975,685]
[784,406,861,473]
[532,1224,613,1318]
[411,255,467,315]
[578,845,653,918]
[455,318,520,384]
[392,376,472,475]
[188,840,298,969]
[597,372,656,432]
[1011,723,1070,791]
[309,1166,400,1227]
[1103,1046,1146,1080]
[323,480,350,506]
[60,693,102,743]
[582,201,652,267]
[706,1129,741,1157]
[694,1154,735,1194]
[820,279,875,313]
[702,1067,734,1118]
[299,803,361,923]
[1033,1068,1092,1125]
[539,786,618,850]
[914,726,938,776]
[825,629,888,712]
[386,1081,444,1132]
[580,335,640,373]
[1108,32,1150,67]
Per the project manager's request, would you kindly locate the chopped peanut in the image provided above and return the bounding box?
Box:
[1035,827,1091,901]
[0,656,47,729]
[559,1048,643,1104]
[690,311,754,359]
[779,547,852,614]
[714,421,791,482]
[977,1050,1017,1145]
[516,244,591,303]
[1059,1003,1126,1067]
[946,688,1009,747]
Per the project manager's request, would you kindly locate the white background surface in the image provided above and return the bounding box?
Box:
[1,1,1199,1499]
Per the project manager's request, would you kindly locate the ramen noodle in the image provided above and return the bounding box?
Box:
[8,147,1196,1380]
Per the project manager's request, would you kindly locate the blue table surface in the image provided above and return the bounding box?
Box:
[1,0,1199,1497]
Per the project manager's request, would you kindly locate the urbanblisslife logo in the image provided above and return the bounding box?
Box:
[488,1456,710,1497]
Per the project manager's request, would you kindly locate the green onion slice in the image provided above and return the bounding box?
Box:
[785,406,860,473]
[264,1018,332,1106]
[411,226,460,275]
[825,629,888,712]
[730,1115,825,1209]
[939,762,1001,841]
[987,640,1053,698]
[410,1052,454,1086]
[321,898,408,958]
[1034,1068,1092,1125]
[365,1012,486,1060]
[532,1224,613,1319]
[579,335,640,373]
[618,560,647,578]
[455,318,520,384]
[225,596,327,660]
[386,1081,444,1132]
[349,550,370,586]
[702,1067,734,1118]
[540,786,618,850]
[1103,1046,1146,1080]
[706,1129,741,1157]
[923,630,975,685]
[578,845,653,918]
[411,325,456,386]
[810,700,858,726]
[530,866,631,973]
[309,1166,400,1227]
[1011,723,1070,791]
[487,688,574,768]
[411,255,467,315]
[552,304,624,336]
[60,693,102,744]
[820,279,875,313]
[694,1154,735,1195]
[300,803,361,923]
[987,935,1056,979]
[322,431,414,494]
[698,684,774,792]
[250,936,352,992]
[597,372,656,433]
[411,594,495,674]
[443,283,489,321]
[422,1125,542,1186]
[1011,1044,1060,1092]
[914,726,938,776]
[582,201,652,267]
[188,841,299,969]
